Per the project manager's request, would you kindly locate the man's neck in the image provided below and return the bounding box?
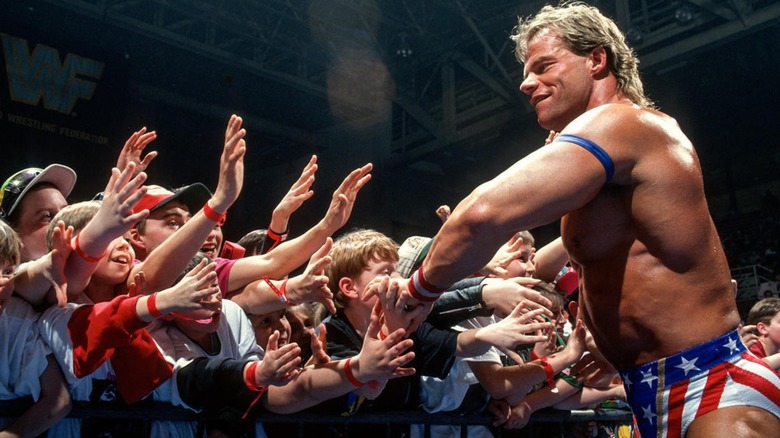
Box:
[587,74,631,110]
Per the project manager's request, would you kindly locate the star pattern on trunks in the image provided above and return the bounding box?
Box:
[641,369,658,388]
[641,404,657,424]
[723,336,740,354]
[675,356,700,376]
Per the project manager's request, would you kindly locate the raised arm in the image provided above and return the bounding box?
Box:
[230,238,335,315]
[423,141,604,291]
[16,163,150,307]
[455,301,552,357]
[265,154,318,246]
[263,309,414,414]
[131,114,246,292]
[469,320,586,403]
[133,261,222,323]
[64,164,149,295]
[532,237,569,283]
[222,163,371,293]
[115,127,158,179]
[12,223,72,308]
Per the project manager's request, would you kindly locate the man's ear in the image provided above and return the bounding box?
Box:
[338,277,359,300]
[588,46,610,78]
[757,321,769,336]
[128,228,145,250]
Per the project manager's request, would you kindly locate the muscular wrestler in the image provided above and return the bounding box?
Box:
[400,3,780,437]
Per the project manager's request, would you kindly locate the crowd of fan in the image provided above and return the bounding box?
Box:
[1,116,778,438]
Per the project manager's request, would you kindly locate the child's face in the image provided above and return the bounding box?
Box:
[761,312,780,348]
[355,259,398,301]
[345,258,398,317]
[0,260,15,311]
[92,237,135,286]
[249,309,291,350]
[502,244,535,279]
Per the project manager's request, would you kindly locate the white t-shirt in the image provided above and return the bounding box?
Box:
[148,299,264,437]
[0,296,49,401]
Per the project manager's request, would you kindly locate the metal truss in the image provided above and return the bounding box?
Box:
[35,0,780,168]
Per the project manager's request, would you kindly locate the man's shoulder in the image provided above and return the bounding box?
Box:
[576,103,679,137]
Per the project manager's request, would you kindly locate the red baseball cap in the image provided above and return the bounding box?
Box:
[554,266,579,296]
[132,183,211,216]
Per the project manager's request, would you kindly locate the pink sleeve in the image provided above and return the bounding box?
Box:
[214,257,238,297]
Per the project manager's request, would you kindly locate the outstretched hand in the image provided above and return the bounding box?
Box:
[479,234,529,278]
[361,277,434,334]
[435,205,451,223]
[320,163,372,233]
[481,276,552,319]
[367,276,427,336]
[211,114,247,212]
[271,155,317,231]
[116,127,157,178]
[286,238,335,314]
[305,323,331,366]
[48,221,74,307]
[571,321,617,388]
[544,130,558,145]
[475,299,553,350]
[562,319,587,360]
[90,163,149,240]
[156,259,222,315]
[739,324,759,349]
[351,302,416,385]
[255,331,302,386]
[127,271,148,298]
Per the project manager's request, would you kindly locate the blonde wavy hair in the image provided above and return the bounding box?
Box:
[511,1,654,109]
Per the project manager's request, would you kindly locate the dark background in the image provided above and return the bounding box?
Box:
[2,0,779,250]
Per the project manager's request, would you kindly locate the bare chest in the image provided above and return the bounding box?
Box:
[561,186,635,265]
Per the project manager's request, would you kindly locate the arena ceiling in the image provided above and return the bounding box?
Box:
[4,0,780,238]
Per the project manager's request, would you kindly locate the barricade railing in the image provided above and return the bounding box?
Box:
[0,399,635,437]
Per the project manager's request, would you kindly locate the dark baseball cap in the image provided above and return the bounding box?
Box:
[0,164,77,219]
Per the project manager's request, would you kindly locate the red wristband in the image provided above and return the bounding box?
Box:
[279,279,293,306]
[377,315,389,340]
[147,292,163,319]
[263,276,294,306]
[530,350,540,361]
[73,233,105,263]
[344,357,364,387]
[203,202,226,226]
[408,265,446,302]
[266,228,288,241]
[244,361,267,392]
[539,356,558,393]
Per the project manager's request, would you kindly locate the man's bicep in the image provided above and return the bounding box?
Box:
[481,144,605,230]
